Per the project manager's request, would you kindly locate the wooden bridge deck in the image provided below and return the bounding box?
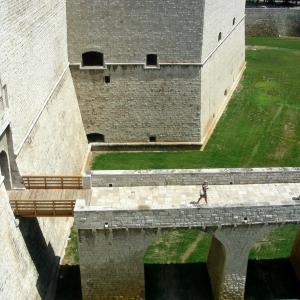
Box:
[9,189,91,217]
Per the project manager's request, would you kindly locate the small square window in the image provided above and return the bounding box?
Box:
[146,54,158,66]
[104,76,111,84]
[149,136,156,142]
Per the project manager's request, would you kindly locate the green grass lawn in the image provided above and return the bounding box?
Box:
[246,36,300,51]
[93,37,300,170]
[90,37,300,264]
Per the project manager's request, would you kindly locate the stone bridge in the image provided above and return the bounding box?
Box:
[75,168,300,300]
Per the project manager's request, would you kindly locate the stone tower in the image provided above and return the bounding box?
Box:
[67,0,246,148]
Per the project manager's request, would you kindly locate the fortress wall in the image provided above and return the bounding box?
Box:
[0,181,37,300]
[200,18,246,143]
[67,0,204,64]
[0,0,69,148]
[71,65,201,143]
[246,8,300,37]
[201,0,246,59]
[90,167,300,188]
[16,69,87,175]
[0,1,88,299]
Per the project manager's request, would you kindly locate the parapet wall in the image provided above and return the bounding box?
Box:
[91,167,300,187]
[246,8,300,36]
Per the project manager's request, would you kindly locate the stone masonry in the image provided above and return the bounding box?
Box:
[246,8,300,37]
[75,174,300,300]
[0,0,88,299]
[67,0,246,145]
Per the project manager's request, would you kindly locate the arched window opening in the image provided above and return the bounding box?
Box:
[146,54,158,66]
[82,51,104,67]
[218,32,222,42]
[87,133,105,143]
[0,151,11,190]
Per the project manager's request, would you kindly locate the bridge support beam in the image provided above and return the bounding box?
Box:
[207,225,276,300]
[77,228,159,300]
[291,225,300,280]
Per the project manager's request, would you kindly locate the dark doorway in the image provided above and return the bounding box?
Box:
[87,133,105,143]
[0,150,11,189]
[82,52,104,67]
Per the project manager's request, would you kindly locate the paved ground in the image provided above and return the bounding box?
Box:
[89,183,300,210]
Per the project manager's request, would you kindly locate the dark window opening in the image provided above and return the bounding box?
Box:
[104,76,111,84]
[224,89,228,96]
[82,51,104,67]
[146,54,158,66]
[218,32,222,42]
[87,133,105,143]
[233,17,236,25]
[0,150,11,190]
[149,136,157,142]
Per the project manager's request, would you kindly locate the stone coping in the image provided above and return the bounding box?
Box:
[91,167,300,175]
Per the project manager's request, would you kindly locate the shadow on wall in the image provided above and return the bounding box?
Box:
[145,263,213,300]
[19,217,60,299]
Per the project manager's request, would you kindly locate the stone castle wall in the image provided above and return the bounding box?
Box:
[91,167,300,187]
[71,65,201,143]
[246,8,300,36]
[0,0,88,299]
[67,0,246,144]
[67,0,205,64]
[200,19,246,141]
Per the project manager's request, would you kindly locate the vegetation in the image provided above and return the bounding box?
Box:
[249,225,298,260]
[89,38,300,265]
[246,36,300,51]
[62,226,80,265]
[144,230,211,264]
[93,37,300,170]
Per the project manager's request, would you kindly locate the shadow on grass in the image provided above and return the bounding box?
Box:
[246,258,300,300]
[145,262,213,300]
[54,259,300,300]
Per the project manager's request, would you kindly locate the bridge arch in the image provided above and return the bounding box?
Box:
[245,224,300,299]
[0,150,11,189]
[144,229,214,299]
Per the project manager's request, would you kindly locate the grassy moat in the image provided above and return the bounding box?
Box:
[57,37,300,299]
[93,37,300,170]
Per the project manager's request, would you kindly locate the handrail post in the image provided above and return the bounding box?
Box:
[34,201,37,217]
[44,177,47,189]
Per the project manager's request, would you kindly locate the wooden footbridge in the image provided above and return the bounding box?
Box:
[9,176,91,217]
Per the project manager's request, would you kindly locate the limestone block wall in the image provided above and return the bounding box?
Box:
[75,203,300,230]
[207,226,277,300]
[71,65,201,143]
[67,0,205,64]
[0,0,69,149]
[91,167,300,187]
[78,228,160,299]
[201,0,246,59]
[16,69,87,175]
[246,8,300,37]
[0,0,88,299]
[0,179,70,300]
[200,18,246,141]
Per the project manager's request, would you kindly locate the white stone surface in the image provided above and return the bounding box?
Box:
[89,183,300,210]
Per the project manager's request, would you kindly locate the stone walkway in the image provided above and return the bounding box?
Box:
[89,183,300,211]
